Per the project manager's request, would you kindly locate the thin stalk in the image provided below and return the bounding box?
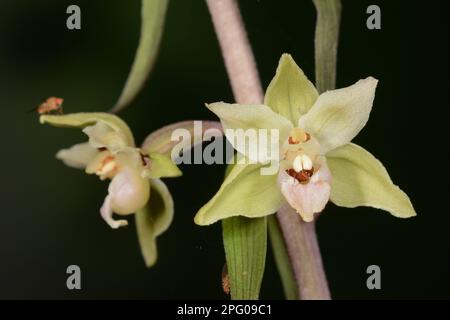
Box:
[206,0,263,104]
[267,216,297,300]
[277,205,330,299]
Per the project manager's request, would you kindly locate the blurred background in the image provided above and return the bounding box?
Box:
[0,0,448,299]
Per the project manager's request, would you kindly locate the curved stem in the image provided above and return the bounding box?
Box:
[206,0,330,300]
[141,120,223,155]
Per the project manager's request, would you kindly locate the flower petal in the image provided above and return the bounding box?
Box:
[135,179,174,267]
[265,54,319,124]
[299,77,378,153]
[40,112,135,146]
[83,121,129,151]
[278,157,331,222]
[326,143,416,218]
[194,162,285,225]
[142,153,182,179]
[100,166,151,228]
[207,102,292,163]
[56,142,97,169]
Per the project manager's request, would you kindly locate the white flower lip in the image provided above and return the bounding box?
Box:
[278,156,332,222]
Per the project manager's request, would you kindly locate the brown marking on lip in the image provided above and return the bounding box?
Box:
[286,168,314,184]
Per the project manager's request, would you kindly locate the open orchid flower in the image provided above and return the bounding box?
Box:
[40,113,182,266]
[195,54,416,225]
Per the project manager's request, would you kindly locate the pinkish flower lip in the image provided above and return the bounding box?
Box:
[278,156,332,222]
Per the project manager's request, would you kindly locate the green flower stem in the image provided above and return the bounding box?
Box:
[277,204,330,299]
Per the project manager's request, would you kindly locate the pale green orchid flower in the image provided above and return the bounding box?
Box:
[40,113,181,266]
[195,54,416,225]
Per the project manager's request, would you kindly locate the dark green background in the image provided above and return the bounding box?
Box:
[0,0,448,299]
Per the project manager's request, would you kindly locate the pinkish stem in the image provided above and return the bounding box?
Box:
[206,0,263,105]
[277,204,330,299]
